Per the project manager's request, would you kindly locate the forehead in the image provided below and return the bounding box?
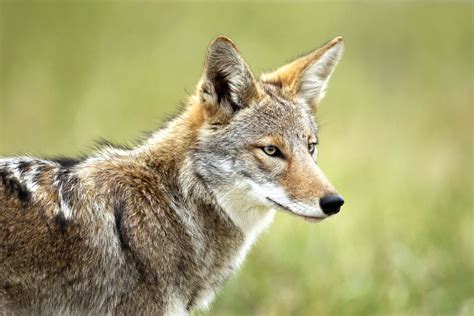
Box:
[235,88,317,138]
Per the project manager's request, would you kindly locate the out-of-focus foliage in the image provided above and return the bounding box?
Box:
[1,2,472,315]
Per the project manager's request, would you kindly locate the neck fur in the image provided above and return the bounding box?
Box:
[139,100,275,241]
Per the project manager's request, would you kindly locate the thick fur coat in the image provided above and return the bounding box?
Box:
[0,36,344,315]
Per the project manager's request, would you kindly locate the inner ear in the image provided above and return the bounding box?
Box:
[200,36,259,117]
[212,73,240,113]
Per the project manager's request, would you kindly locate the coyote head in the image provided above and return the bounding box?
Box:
[194,36,344,222]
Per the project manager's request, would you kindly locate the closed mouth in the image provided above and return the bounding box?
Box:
[266,197,326,221]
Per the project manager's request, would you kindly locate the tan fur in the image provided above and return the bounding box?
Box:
[280,154,335,201]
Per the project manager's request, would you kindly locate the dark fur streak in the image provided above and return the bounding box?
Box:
[114,202,151,283]
[0,170,31,205]
[54,211,68,233]
[17,161,32,175]
[51,157,84,168]
[114,202,128,250]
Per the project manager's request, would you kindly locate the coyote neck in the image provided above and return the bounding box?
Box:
[143,100,206,154]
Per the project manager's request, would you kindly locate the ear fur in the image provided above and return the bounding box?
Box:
[199,36,259,119]
[261,36,344,108]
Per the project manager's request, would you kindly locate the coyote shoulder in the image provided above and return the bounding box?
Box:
[0,36,344,315]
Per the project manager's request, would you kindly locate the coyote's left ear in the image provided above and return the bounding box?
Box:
[261,36,344,108]
[199,36,259,119]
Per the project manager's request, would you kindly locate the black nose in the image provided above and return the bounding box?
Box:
[320,195,344,215]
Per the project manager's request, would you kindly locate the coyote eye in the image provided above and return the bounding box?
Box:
[308,143,317,155]
[262,145,283,158]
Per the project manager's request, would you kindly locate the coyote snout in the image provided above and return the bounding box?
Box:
[261,151,344,221]
[277,150,344,219]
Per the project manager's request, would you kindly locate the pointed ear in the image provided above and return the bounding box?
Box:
[198,36,259,119]
[261,36,344,108]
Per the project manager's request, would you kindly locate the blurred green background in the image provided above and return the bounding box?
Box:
[1,1,472,315]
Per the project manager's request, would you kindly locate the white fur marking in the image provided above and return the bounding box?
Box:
[248,181,326,219]
[165,293,188,316]
[298,41,344,103]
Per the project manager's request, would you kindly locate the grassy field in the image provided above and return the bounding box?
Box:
[1,1,472,315]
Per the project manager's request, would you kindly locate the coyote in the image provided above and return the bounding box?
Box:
[0,36,344,315]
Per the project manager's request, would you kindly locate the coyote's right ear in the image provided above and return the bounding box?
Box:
[199,36,259,119]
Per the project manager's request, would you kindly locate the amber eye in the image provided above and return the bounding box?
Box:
[308,143,317,155]
[262,145,283,158]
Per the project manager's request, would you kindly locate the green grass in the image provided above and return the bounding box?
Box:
[1,2,472,315]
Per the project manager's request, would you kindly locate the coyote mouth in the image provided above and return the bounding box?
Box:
[266,198,325,222]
